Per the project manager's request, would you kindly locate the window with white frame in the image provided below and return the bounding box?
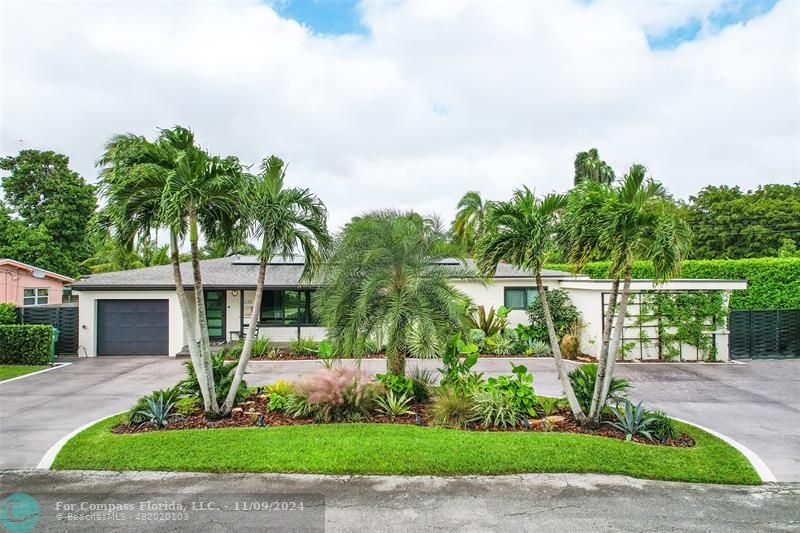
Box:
[23,288,49,306]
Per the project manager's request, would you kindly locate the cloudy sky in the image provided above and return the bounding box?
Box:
[1,0,798,231]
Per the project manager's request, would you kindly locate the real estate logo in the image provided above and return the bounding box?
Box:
[0,492,40,533]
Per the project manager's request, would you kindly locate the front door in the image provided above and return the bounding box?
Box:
[204,290,226,342]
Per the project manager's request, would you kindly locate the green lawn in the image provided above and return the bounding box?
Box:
[52,415,760,485]
[0,364,49,381]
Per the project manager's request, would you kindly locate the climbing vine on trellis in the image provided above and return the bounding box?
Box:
[636,291,727,361]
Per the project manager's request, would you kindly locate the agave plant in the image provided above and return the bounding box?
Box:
[606,399,656,441]
[135,393,184,428]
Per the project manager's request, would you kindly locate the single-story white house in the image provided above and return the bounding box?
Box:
[71,256,746,361]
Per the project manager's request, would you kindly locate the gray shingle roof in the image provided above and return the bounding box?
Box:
[71,256,573,291]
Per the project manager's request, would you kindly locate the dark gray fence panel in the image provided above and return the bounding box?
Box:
[729,309,800,359]
[18,305,79,355]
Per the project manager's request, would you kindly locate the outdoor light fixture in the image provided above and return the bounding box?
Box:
[415,414,426,426]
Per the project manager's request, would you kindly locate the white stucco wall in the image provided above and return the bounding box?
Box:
[450,278,562,327]
[76,290,183,357]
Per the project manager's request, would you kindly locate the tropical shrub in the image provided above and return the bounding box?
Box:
[467,329,486,352]
[0,325,53,364]
[649,410,680,442]
[296,367,380,422]
[267,393,290,413]
[438,333,483,393]
[429,388,475,429]
[527,339,551,357]
[471,388,522,428]
[0,303,17,325]
[464,305,509,337]
[559,334,580,360]
[265,379,295,397]
[484,363,537,417]
[375,372,414,396]
[283,393,311,418]
[375,390,415,419]
[180,352,249,405]
[535,396,566,417]
[485,334,513,355]
[227,337,274,359]
[606,400,656,441]
[174,396,201,416]
[568,363,630,415]
[289,337,318,356]
[408,366,437,403]
[526,289,579,342]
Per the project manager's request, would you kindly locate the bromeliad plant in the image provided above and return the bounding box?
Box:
[465,305,509,337]
[568,363,630,415]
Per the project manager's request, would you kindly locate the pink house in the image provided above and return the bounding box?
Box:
[0,259,75,306]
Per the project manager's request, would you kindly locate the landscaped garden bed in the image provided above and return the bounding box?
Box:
[50,333,759,485]
[111,389,694,447]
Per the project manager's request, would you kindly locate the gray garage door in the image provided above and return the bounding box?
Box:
[97,300,169,356]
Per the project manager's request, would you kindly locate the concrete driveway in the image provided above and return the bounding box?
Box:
[1,356,798,482]
[0,356,185,469]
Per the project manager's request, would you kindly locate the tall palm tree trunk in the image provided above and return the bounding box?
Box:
[169,231,214,412]
[222,256,267,414]
[587,276,620,424]
[536,273,586,423]
[597,265,633,414]
[189,211,219,414]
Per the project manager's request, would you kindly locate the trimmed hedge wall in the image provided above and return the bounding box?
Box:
[0,303,17,325]
[545,258,800,310]
[0,325,53,365]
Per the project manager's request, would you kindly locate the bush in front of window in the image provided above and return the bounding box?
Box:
[0,325,54,364]
[0,303,18,325]
[525,289,579,343]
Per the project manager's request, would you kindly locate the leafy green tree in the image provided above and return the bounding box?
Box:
[686,183,800,259]
[573,148,615,186]
[319,210,470,376]
[475,189,586,422]
[0,150,96,276]
[222,156,330,414]
[560,165,691,425]
[451,191,490,255]
[97,126,244,415]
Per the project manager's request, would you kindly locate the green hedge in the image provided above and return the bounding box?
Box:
[0,325,53,364]
[545,258,800,310]
[0,303,17,325]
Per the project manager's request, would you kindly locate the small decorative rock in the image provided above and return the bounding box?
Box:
[243,401,255,407]
[545,415,565,424]
[231,407,243,415]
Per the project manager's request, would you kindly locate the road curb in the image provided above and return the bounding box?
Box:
[673,416,776,482]
[36,411,126,469]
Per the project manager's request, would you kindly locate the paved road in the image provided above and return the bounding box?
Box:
[1,356,798,481]
[1,470,798,532]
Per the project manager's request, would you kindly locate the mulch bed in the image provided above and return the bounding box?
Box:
[114,393,694,447]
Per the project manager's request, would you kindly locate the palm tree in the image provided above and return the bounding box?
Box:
[475,189,586,422]
[562,165,691,425]
[319,210,470,376]
[451,191,489,254]
[221,156,331,414]
[573,148,615,186]
[97,126,244,415]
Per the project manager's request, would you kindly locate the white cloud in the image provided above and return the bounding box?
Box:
[1,0,797,232]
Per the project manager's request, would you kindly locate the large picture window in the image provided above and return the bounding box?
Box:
[23,288,49,306]
[259,289,318,326]
[503,287,539,310]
